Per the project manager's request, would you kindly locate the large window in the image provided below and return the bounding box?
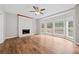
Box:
[41,23,44,28]
[41,23,46,32]
[55,21,64,34]
[68,21,74,37]
[47,22,53,28]
[40,10,75,39]
[46,22,53,33]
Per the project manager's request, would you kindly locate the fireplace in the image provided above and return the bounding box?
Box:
[22,29,30,34]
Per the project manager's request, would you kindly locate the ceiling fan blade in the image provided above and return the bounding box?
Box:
[33,6,37,10]
[40,8,45,11]
[33,6,39,12]
[29,11,35,12]
[40,12,44,14]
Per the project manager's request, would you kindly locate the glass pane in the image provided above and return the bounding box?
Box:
[41,24,44,28]
[47,22,53,28]
[68,21,73,27]
[68,29,73,37]
[55,21,64,34]
[55,22,64,27]
[68,21,73,37]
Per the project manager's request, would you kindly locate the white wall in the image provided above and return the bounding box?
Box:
[5,12,18,39]
[75,5,79,43]
[36,19,40,34]
[0,11,5,43]
[32,19,37,34]
[18,16,36,37]
[0,5,6,43]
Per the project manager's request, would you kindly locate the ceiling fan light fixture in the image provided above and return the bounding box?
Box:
[35,12,40,15]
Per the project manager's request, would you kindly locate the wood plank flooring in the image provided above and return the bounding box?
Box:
[0,35,79,54]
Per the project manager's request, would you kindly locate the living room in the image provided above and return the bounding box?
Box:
[0,4,79,54]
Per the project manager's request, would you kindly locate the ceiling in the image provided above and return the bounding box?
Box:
[0,4,75,19]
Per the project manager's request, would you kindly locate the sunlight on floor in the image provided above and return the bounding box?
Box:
[32,35,78,53]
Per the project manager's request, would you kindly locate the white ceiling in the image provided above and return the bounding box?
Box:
[1,4,75,19]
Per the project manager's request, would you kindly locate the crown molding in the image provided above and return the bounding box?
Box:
[17,14,33,19]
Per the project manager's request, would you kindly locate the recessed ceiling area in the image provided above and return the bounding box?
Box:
[0,4,75,19]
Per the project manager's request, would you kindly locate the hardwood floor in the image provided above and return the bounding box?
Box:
[0,35,79,54]
[0,36,52,54]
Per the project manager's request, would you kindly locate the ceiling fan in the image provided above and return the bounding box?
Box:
[29,6,45,15]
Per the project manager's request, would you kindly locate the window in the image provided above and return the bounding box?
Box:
[41,23,45,32]
[55,21,64,34]
[47,22,53,28]
[68,21,73,37]
[41,24,44,28]
[46,22,53,33]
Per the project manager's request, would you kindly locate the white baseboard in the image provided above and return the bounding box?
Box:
[5,36,17,39]
[0,39,5,43]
